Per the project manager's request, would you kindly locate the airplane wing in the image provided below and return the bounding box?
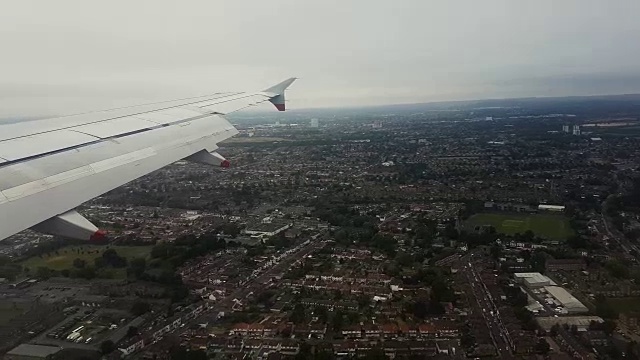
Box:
[0,78,297,242]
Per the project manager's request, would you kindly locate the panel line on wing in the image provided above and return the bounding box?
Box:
[0,92,246,143]
[1,148,158,202]
[0,113,219,170]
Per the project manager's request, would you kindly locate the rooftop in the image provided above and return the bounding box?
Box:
[514,272,555,285]
[6,344,62,358]
[544,285,588,311]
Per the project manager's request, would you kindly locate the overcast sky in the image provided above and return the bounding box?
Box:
[1,0,640,117]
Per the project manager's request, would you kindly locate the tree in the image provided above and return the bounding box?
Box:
[221,222,241,238]
[549,323,560,337]
[131,301,151,316]
[128,257,147,278]
[363,347,388,360]
[536,338,550,354]
[490,244,503,260]
[102,249,127,268]
[36,266,52,280]
[395,251,414,267]
[603,319,617,335]
[530,251,547,273]
[169,347,207,360]
[314,305,328,323]
[72,258,86,269]
[100,340,116,354]
[295,342,312,360]
[595,295,618,319]
[93,257,106,269]
[333,310,344,332]
[126,326,138,338]
[606,259,630,279]
[290,303,305,324]
[570,324,578,335]
[357,294,371,309]
[315,348,335,360]
[412,299,428,319]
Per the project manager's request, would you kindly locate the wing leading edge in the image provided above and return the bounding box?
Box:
[0,78,297,241]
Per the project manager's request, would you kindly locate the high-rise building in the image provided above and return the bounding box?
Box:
[572,125,581,136]
[310,118,319,128]
[562,125,570,133]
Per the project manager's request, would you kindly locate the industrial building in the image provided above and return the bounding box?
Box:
[541,286,589,314]
[5,344,61,360]
[514,272,555,289]
[545,258,586,271]
[537,204,565,212]
[244,221,292,238]
[515,272,588,314]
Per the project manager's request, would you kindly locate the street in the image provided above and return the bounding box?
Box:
[462,254,513,358]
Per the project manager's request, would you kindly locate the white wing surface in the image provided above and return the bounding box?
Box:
[0,78,297,241]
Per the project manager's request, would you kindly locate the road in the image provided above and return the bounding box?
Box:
[462,255,513,358]
[130,238,326,358]
[167,238,325,332]
[205,239,326,316]
[601,212,639,262]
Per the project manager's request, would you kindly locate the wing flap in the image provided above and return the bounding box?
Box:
[0,130,97,161]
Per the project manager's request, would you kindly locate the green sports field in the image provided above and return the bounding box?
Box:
[465,213,573,240]
[21,245,152,273]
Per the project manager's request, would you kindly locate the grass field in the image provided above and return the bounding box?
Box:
[465,212,573,240]
[21,245,152,272]
[607,297,640,314]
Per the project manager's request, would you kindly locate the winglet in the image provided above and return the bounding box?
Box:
[263,78,297,111]
[263,78,297,95]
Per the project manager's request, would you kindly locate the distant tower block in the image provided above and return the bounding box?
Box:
[562,125,570,133]
[572,125,581,136]
[372,121,382,129]
[310,118,319,128]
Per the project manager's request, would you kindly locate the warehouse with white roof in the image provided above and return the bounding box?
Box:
[514,272,555,289]
[542,285,589,314]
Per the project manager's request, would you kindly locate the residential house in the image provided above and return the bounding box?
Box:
[342,325,362,339]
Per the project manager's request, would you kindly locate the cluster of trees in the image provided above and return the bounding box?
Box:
[264,233,293,250]
[286,302,364,333]
[594,295,618,319]
[503,285,528,307]
[513,306,537,331]
[606,259,631,279]
[169,347,207,360]
[0,256,22,281]
[149,232,233,269]
[333,228,397,257]
[314,205,376,228]
[406,297,446,318]
[285,259,314,280]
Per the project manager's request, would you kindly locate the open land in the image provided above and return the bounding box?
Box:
[465,213,573,240]
[20,245,152,274]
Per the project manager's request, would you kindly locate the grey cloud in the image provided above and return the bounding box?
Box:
[1,0,640,117]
